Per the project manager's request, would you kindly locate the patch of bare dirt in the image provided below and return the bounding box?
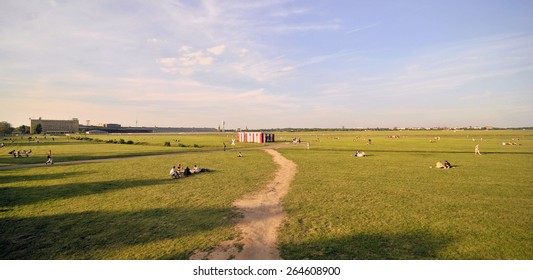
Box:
[190,148,297,260]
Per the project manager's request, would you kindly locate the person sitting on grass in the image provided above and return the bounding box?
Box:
[170,166,179,179]
[193,165,201,173]
[183,166,192,177]
[176,164,183,174]
[444,160,452,169]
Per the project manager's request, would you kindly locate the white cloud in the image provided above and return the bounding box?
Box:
[180,51,214,66]
[158,46,222,75]
[158,57,177,65]
[281,66,296,73]
[269,7,309,18]
[161,67,178,74]
[207,44,226,55]
[239,48,249,56]
[270,21,342,33]
[146,38,162,43]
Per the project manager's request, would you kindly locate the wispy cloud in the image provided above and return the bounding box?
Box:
[312,34,533,99]
[347,23,380,34]
[157,44,227,75]
[281,49,362,73]
[304,34,533,127]
[207,44,226,55]
[269,20,342,33]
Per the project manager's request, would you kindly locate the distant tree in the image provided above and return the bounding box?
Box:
[0,121,14,135]
[16,125,30,134]
[32,123,43,134]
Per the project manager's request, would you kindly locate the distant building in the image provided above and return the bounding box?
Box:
[95,123,122,128]
[30,118,79,134]
[238,132,275,143]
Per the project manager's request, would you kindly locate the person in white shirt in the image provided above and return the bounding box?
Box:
[170,166,178,179]
[193,165,210,173]
[354,151,365,157]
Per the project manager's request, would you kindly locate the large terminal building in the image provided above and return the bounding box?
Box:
[30,118,80,134]
[29,118,217,134]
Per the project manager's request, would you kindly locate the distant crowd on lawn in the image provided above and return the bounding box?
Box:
[2,136,56,161]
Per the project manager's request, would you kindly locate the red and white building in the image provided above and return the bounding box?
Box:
[238,132,275,143]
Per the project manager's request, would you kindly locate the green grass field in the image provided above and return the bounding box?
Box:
[1,130,532,259]
[0,133,266,167]
[276,130,533,259]
[0,148,276,259]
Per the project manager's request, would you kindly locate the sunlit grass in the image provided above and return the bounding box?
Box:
[0,150,276,259]
[278,131,533,259]
[0,133,273,167]
[1,130,532,259]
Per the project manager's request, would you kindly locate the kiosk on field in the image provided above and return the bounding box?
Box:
[238,132,275,143]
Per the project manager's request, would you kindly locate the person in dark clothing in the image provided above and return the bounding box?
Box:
[46,150,53,165]
[184,166,192,176]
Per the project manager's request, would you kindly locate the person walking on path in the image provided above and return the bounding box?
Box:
[475,144,481,155]
[45,150,53,165]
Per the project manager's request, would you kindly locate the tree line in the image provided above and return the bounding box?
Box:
[0,121,40,135]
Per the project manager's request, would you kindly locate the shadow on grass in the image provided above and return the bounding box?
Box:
[0,152,160,167]
[0,171,90,184]
[0,206,234,259]
[280,230,454,260]
[0,178,171,208]
[0,148,216,168]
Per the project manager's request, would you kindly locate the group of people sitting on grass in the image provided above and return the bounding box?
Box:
[169,164,210,179]
[8,149,32,158]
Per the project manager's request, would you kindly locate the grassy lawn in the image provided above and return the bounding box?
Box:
[0,133,273,167]
[277,130,533,259]
[0,149,276,259]
[1,130,531,259]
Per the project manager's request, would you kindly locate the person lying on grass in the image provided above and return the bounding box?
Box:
[193,165,211,173]
[433,160,452,169]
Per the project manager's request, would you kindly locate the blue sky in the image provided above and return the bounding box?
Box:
[1,0,532,129]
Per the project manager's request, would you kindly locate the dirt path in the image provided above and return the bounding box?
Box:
[190,148,297,260]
